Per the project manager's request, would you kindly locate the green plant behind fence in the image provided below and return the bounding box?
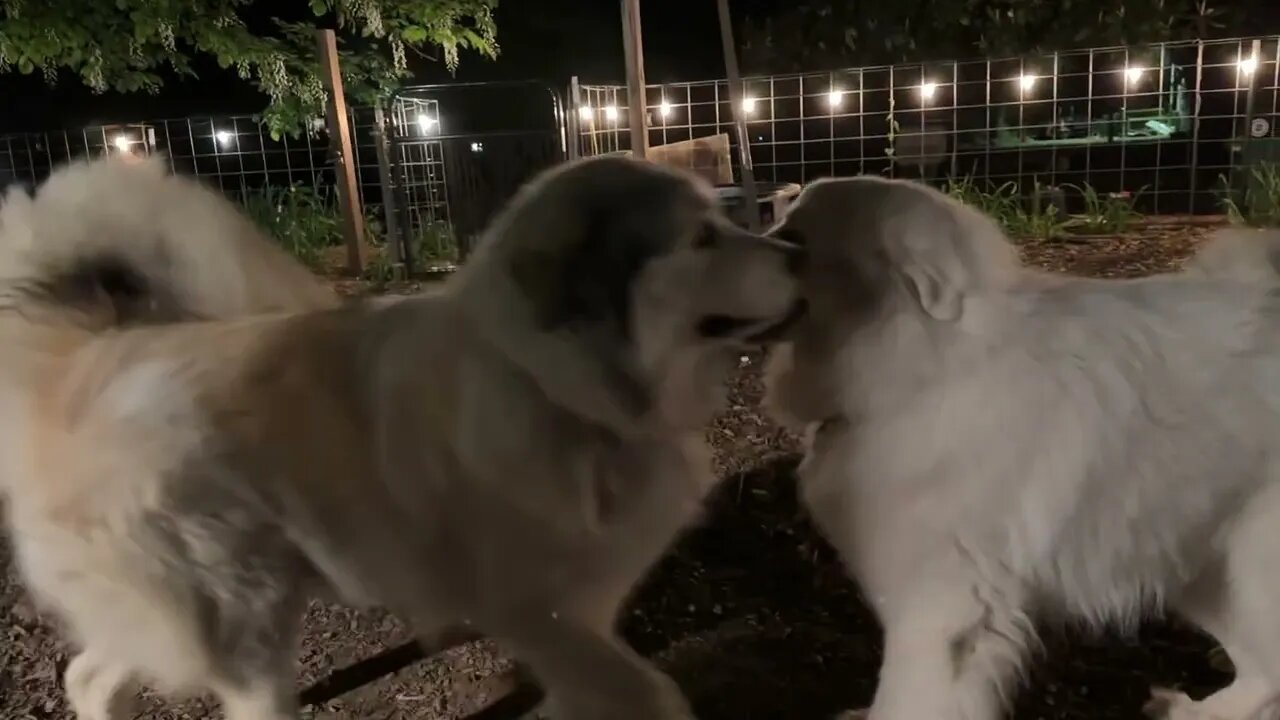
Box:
[241,184,342,269]
[944,177,1069,241]
[241,184,394,271]
[1221,162,1280,228]
[415,220,460,267]
[1065,183,1144,234]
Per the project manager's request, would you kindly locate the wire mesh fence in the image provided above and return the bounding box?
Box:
[0,84,564,271]
[3,34,1277,270]
[577,35,1280,216]
[0,110,390,208]
[388,81,567,263]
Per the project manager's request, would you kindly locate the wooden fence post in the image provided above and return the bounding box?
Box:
[620,0,649,159]
[315,28,367,275]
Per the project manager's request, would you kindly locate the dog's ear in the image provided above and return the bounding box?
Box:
[505,197,667,425]
[899,262,964,322]
[887,198,1012,322]
[882,211,968,322]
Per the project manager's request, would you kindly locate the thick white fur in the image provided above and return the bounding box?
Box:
[766,176,1280,720]
[0,155,339,720]
[1183,226,1280,284]
[0,154,801,720]
[0,154,337,319]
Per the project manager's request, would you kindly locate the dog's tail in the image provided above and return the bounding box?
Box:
[1182,226,1280,284]
[0,153,338,333]
[0,155,340,497]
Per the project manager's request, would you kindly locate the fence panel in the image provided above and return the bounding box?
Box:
[577,35,1280,216]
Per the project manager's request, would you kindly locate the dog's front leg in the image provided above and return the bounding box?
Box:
[494,610,693,720]
[864,582,1031,720]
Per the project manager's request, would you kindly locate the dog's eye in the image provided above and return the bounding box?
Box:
[694,223,719,249]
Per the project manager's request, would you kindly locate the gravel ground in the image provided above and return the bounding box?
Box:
[0,220,1238,719]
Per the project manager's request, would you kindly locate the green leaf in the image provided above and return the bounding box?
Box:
[0,0,502,137]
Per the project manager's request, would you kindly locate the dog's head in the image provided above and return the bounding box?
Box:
[762,175,1018,426]
[455,155,805,430]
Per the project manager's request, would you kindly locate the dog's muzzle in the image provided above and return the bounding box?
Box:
[744,297,807,343]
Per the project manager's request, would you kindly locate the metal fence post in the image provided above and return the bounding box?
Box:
[568,76,583,161]
[372,104,408,275]
[1237,37,1263,200]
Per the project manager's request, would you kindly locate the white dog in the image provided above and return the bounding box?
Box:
[764,175,1280,720]
[0,154,804,720]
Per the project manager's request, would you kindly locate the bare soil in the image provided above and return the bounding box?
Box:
[0,221,1238,719]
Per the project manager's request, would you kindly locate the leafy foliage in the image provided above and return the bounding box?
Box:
[1221,162,1280,228]
[1065,183,1144,234]
[739,0,1240,73]
[0,0,498,137]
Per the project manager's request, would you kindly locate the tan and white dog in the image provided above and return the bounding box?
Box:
[765,176,1280,720]
[0,154,803,720]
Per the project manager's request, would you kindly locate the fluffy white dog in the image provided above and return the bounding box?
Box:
[0,154,803,720]
[764,176,1280,720]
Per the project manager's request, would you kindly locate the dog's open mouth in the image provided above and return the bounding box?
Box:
[697,298,808,343]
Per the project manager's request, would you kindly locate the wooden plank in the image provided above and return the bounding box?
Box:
[315,28,367,275]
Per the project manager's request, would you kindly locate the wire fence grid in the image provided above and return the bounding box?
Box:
[2,34,1278,272]
[1,108,394,211]
[577,35,1280,216]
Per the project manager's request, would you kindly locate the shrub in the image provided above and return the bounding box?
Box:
[1221,162,1280,228]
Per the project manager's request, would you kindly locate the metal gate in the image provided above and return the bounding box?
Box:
[386,81,569,272]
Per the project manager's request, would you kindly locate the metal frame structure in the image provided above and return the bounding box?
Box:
[575,35,1280,216]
